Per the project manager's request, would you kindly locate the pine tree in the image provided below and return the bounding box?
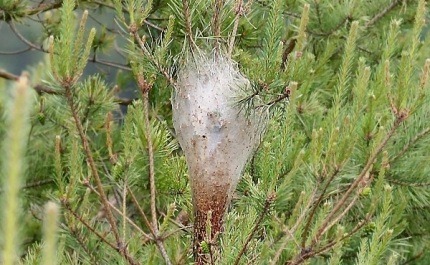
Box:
[1,0,430,264]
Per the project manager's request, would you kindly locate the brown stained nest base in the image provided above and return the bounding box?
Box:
[192,182,230,264]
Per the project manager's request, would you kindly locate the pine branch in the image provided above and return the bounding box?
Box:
[386,178,430,187]
[136,72,173,265]
[227,0,251,58]
[311,115,406,246]
[0,69,136,105]
[67,222,102,265]
[8,21,133,71]
[62,199,118,254]
[0,1,63,21]
[181,0,196,51]
[66,102,116,241]
[62,199,141,265]
[301,168,340,247]
[127,185,156,236]
[233,193,276,265]
[0,47,31,55]
[133,31,176,86]
[365,0,403,28]
[270,188,318,265]
[390,127,430,165]
[84,182,152,240]
[307,15,351,37]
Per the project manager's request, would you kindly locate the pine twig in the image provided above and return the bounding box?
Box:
[182,0,197,51]
[390,127,430,165]
[0,69,136,105]
[62,200,118,253]
[288,215,371,265]
[365,0,402,28]
[133,31,176,87]
[386,178,430,187]
[64,86,121,244]
[311,115,406,246]
[270,187,317,265]
[301,168,340,247]
[83,182,152,239]
[280,39,297,70]
[0,47,31,55]
[212,0,225,51]
[307,15,351,37]
[9,21,132,71]
[127,185,156,236]
[233,193,276,265]
[136,74,173,265]
[227,0,252,58]
[67,222,101,265]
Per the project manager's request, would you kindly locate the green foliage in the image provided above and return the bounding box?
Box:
[1,0,430,264]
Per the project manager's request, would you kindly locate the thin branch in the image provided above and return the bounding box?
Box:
[301,168,340,247]
[0,70,62,95]
[0,69,136,105]
[319,175,374,237]
[22,179,54,189]
[122,183,127,244]
[255,90,290,109]
[0,1,63,21]
[0,179,54,193]
[0,47,32,55]
[311,115,405,246]
[307,15,351,37]
[84,183,152,240]
[127,185,156,236]
[314,0,322,26]
[288,215,371,265]
[212,0,225,43]
[182,0,197,51]
[62,199,118,251]
[89,57,132,71]
[160,225,193,240]
[400,252,425,265]
[270,187,317,265]
[9,21,133,72]
[233,193,276,265]
[280,38,297,70]
[62,199,140,265]
[227,0,251,58]
[386,178,430,187]
[91,0,164,31]
[64,87,121,244]
[142,90,158,234]
[135,74,173,265]
[133,31,176,86]
[8,21,46,52]
[67,222,102,265]
[365,0,402,28]
[390,127,430,165]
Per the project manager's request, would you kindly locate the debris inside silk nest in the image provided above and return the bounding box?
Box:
[172,50,268,256]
